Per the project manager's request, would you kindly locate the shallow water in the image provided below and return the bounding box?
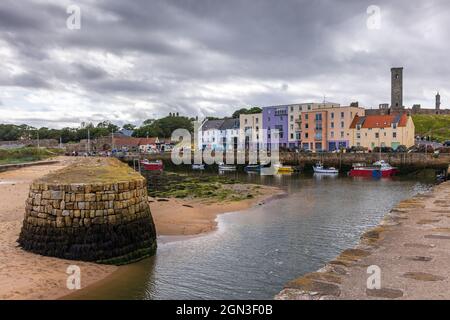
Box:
[75,173,432,300]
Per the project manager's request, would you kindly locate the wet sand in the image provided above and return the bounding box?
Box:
[276,180,450,300]
[149,185,285,236]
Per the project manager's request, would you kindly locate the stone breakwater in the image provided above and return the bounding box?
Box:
[18,159,157,265]
[276,180,450,300]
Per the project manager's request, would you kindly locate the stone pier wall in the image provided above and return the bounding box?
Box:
[18,177,157,265]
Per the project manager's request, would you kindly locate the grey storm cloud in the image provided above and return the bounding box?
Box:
[0,0,449,127]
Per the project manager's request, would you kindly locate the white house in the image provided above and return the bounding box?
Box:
[198,118,240,151]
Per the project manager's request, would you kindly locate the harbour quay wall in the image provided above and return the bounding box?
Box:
[18,177,157,265]
[134,152,450,170]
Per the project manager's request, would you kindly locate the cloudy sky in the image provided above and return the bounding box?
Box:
[0,0,449,128]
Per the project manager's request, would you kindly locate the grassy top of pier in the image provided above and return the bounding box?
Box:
[38,157,143,184]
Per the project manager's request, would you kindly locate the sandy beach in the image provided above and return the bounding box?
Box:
[0,158,283,299]
[0,157,118,300]
[149,185,284,236]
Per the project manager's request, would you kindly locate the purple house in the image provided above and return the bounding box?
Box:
[262,106,289,149]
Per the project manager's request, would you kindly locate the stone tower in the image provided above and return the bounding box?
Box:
[391,67,403,112]
[436,91,441,112]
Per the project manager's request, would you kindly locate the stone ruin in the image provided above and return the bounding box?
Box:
[18,158,157,265]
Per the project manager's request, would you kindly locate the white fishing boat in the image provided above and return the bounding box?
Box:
[313,162,339,174]
[192,164,205,170]
[218,162,236,171]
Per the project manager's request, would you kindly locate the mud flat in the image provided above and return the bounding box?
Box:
[276,181,450,300]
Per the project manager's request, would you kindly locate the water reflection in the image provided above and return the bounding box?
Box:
[76,173,432,300]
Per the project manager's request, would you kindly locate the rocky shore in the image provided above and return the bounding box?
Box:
[276,180,450,300]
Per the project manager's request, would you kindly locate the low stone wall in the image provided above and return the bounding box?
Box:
[18,176,157,265]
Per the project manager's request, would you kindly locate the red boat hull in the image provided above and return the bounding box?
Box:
[349,168,398,177]
[141,161,163,171]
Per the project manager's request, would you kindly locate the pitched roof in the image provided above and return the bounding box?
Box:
[219,118,240,130]
[350,113,409,129]
[202,119,225,131]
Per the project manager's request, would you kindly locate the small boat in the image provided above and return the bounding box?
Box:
[192,164,205,170]
[244,164,261,173]
[313,162,339,174]
[140,159,163,171]
[273,163,294,174]
[218,162,236,172]
[349,160,398,178]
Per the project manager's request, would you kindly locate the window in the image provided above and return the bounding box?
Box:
[290,106,294,112]
[290,115,294,121]
[305,123,309,129]
[268,117,271,122]
[356,125,361,130]
[340,132,344,138]
[308,105,311,110]
[384,132,387,137]
[245,119,248,124]
[331,122,334,128]
[341,112,344,118]
[393,123,397,129]
[357,133,361,139]
[375,132,379,138]
[256,118,259,123]
[341,121,344,128]
[331,113,334,119]
[290,133,294,139]
[290,124,294,130]
[305,133,309,139]
[393,132,397,138]
[315,142,322,151]
[315,113,322,121]
[331,132,334,138]
[305,114,309,120]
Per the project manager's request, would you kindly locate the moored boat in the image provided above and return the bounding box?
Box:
[140,159,163,171]
[313,162,339,174]
[274,163,294,174]
[192,164,205,170]
[349,160,398,178]
[244,164,261,173]
[218,162,237,172]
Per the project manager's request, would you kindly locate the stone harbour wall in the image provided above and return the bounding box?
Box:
[18,178,157,265]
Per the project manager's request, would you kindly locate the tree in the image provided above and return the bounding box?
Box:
[232,107,262,118]
[122,124,136,131]
[133,115,193,138]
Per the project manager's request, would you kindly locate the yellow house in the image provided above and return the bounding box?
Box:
[239,113,262,150]
[349,113,415,150]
